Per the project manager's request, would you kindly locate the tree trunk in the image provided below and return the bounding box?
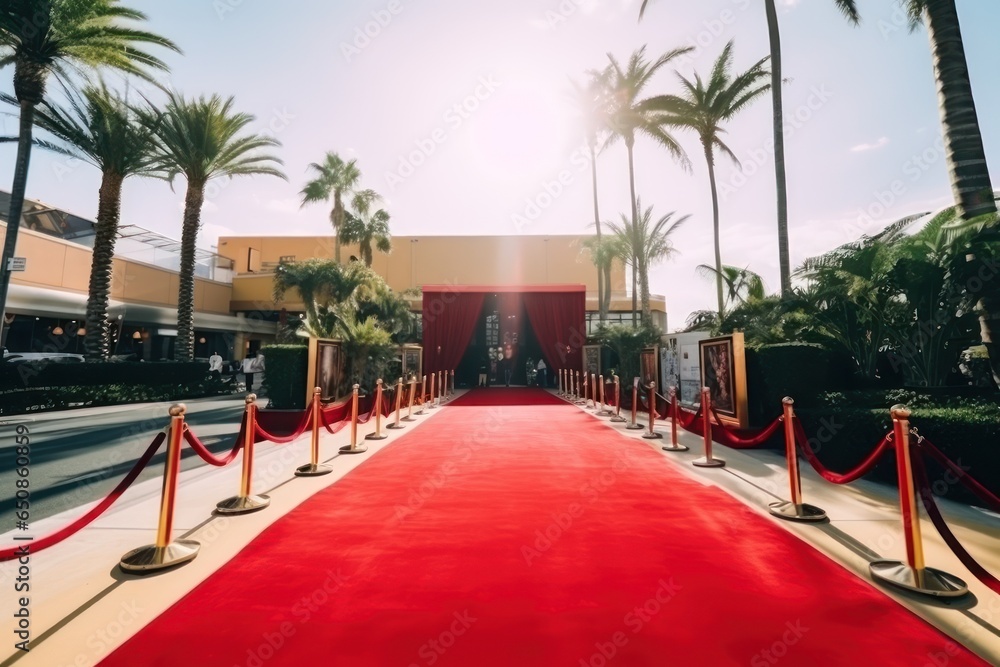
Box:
[84,171,125,360]
[332,190,343,264]
[590,142,606,323]
[0,100,38,347]
[765,0,792,299]
[176,181,205,362]
[924,0,996,220]
[639,255,652,325]
[704,141,725,316]
[626,139,639,326]
[363,241,373,267]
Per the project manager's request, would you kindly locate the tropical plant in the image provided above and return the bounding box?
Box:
[639,0,859,298]
[594,322,661,388]
[608,198,687,325]
[340,189,391,267]
[21,83,159,360]
[696,264,767,315]
[648,41,770,315]
[602,45,692,322]
[570,71,612,322]
[0,0,179,335]
[146,92,285,361]
[300,151,361,264]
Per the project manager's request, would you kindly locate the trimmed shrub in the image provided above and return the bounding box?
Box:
[260,345,308,410]
[0,360,210,391]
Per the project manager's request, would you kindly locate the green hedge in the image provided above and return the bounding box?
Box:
[798,389,1000,505]
[0,360,210,391]
[260,345,308,410]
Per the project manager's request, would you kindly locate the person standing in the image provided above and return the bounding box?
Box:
[208,351,223,375]
[242,353,256,391]
[536,358,547,387]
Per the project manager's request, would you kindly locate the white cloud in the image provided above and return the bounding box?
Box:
[850,136,890,153]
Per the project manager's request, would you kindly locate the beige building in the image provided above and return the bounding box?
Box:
[219,234,668,332]
[0,191,668,361]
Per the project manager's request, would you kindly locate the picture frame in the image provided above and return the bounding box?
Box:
[640,346,658,388]
[306,337,344,404]
[698,332,749,428]
[582,344,601,378]
[401,344,423,383]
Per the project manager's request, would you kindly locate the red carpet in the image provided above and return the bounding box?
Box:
[101,388,987,666]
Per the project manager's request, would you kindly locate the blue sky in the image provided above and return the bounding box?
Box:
[2,0,998,330]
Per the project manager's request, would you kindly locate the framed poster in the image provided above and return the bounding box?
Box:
[582,344,601,377]
[698,333,749,428]
[640,346,658,387]
[306,337,344,404]
[401,344,423,382]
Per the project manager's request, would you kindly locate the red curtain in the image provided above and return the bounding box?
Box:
[522,291,585,371]
[423,291,486,373]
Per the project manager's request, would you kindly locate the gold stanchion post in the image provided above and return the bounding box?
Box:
[642,381,663,440]
[610,375,626,423]
[692,387,725,468]
[598,375,608,414]
[576,372,587,405]
[402,377,417,422]
[661,386,688,452]
[769,398,825,521]
[870,405,967,597]
[388,377,405,430]
[365,379,388,441]
[296,387,332,476]
[590,373,598,409]
[450,369,455,397]
[217,394,271,514]
[120,404,201,571]
[340,384,368,454]
[626,378,643,430]
[428,371,438,409]
[416,375,427,415]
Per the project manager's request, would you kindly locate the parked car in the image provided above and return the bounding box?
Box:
[2,351,85,364]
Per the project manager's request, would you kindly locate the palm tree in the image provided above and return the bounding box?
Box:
[0,0,179,343]
[639,0,859,298]
[696,264,767,315]
[300,152,361,264]
[581,234,624,320]
[570,71,612,322]
[340,189,392,267]
[603,45,693,323]
[609,199,688,324]
[648,41,770,315]
[273,259,379,338]
[147,93,285,361]
[24,83,159,359]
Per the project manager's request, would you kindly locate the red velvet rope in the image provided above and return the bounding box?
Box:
[707,408,783,449]
[0,431,167,562]
[637,392,662,420]
[254,404,314,444]
[793,419,892,485]
[182,415,246,467]
[676,405,702,432]
[913,452,1000,595]
[320,401,351,434]
[918,438,1000,513]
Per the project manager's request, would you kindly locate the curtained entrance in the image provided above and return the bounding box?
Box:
[422,285,585,386]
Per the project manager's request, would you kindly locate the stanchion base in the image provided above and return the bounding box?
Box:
[610,416,627,423]
[365,432,389,441]
[401,416,416,422]
[692,456,726,468]
[339,444,369,454]
[295,463,332,477]
[642,431,664,440]
[869,561,968,598]
[626,423,644,430]
[387,423,405,430]
[767,501,827,523]
[120,539,200,573]
[599,409,614,416]
[216,494,271,515]
[661,443,689,452]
